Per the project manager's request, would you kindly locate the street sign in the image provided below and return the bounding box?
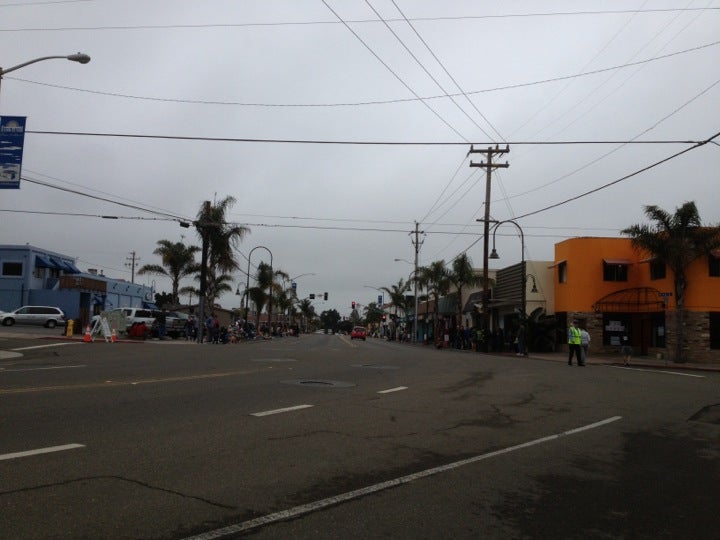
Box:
[0,116,26,189]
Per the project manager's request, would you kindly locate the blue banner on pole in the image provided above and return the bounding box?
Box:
[0,116,26,189]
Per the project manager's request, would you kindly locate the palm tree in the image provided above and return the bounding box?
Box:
[418,260,451,342]
[622,202,720,363]
[449,252,482,330]
[137,240,199,305]
[247,285,267,329]
[297,298,316,332]
[381,278,410,320]
[195,197,250,309]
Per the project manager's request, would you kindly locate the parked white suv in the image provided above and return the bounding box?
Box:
[91,307,155,333]
[0,306,66,328]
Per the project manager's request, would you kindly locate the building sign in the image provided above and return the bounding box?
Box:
[0,116,26,189]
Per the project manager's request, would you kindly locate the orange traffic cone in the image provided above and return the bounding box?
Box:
[111,328,117,343]
[83,324,92,343]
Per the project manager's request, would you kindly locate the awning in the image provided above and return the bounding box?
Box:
[593,287,665,313]
[462,291,485,313]
[602,258,632,265]
[35,255,57,269]
[547,259,566,268]
[64,261,81,274]
[50,257,73,272]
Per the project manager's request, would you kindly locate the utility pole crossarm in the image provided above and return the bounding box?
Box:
[467,144,510,352]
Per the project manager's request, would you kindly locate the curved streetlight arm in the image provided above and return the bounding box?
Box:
[0,53,91,77]
[490,220,529,350]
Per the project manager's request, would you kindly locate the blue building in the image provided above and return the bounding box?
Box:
[0,244,154,326]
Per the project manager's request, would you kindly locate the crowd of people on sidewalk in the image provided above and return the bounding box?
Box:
[179,313,300,344]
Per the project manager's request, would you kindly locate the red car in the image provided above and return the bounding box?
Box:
[350,326,367,341]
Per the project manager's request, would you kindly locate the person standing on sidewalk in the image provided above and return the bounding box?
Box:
[580,326,591,364]
[567,320,584,366]
[620,334,632,366]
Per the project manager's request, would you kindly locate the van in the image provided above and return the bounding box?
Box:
[0,306,66,328]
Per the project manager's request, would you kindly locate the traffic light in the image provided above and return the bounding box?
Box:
[352,301,356,310]
[309,293,315,299]
[324,292,328,301]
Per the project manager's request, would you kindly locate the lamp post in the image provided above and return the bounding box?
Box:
[489,219,530,353]
[0,53,91,101]
[244,246,273,325]
[288,273,316,296]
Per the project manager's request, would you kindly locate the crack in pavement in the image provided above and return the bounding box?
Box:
[0,475,237,510]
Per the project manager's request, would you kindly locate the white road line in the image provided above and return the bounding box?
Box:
[608,365,705,378]
[0,443,85,461]
[251,404,314,417]
[11,342,82,351]
[184,416,622,540]
[1,364,85,373]
[377,386,408,394]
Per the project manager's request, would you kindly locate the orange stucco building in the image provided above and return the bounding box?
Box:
[553,237,720,363]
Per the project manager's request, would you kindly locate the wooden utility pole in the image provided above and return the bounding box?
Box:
[469,145,509,351]
[411,221,424,343]
[125,251,140,284]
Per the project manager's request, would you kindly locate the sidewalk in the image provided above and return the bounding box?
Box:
[513,350,720,373]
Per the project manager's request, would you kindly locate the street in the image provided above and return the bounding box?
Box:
[1,331,719,539]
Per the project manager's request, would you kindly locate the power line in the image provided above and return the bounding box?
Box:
[320,0,470,142]
[451,129,720,257]
[24,130,707,146]
[9,41,717,108]
[514,130,720,220]
[2,7,718,27]
[20,175,192,222]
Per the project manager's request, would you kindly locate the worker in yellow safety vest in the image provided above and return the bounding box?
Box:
[567,319,584,366]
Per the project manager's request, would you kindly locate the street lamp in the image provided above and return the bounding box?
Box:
[244,246,273,325]
[0,53,91,99]
[489,219,531,353]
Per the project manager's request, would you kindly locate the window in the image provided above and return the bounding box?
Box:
[603,262,628,282]
[558,261,567,283]
[603,314,631,346]
[710,255,720,278]
[2,261,22,276]
[650,260,666,280]
[711,313,720,349]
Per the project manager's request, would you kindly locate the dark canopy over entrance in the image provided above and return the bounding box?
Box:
[593,287,665,313]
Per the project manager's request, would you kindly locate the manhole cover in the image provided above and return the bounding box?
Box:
[689,404,720,425]
[351,364,399,370]
[251,358,297,363]
[281,379,356,388]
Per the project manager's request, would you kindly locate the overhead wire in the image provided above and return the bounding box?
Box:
[2,6,719,27]
[389,0,504,141]
[452,128,720,257]
[363,0,495,140]
[320,0,470,142]
[7,41,716,108]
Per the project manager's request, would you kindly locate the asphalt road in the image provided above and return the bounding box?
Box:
[1,331,719,539]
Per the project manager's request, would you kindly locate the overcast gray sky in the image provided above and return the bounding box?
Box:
[1,0,718,316]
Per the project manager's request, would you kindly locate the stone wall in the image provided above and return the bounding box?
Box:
[665,311,720,364]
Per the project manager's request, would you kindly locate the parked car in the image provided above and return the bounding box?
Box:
[350,326,367,340]
[150,310,188,339]
[0,305,66,328]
